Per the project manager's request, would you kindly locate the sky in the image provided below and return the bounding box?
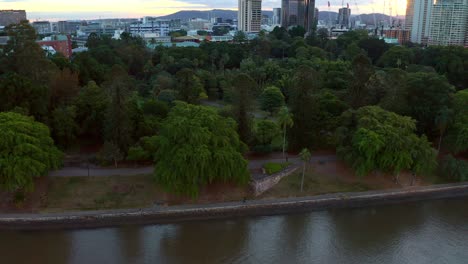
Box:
[1,0,407,21]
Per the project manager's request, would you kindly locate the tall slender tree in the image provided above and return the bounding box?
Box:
[278,106,294,161]
[299,148,312,192]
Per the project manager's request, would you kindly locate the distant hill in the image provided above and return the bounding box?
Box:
[157,9,401,27]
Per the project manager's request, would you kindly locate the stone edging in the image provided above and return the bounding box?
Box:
[251,165,300,196]
[0,183,468,230]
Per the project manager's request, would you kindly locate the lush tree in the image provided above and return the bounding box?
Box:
[103,66,135,153]
[97,141,124,167]
[253,119,281,153]
[440,155,468,182]
[2,21,58,84]
[231,73,255,143]
[358,38,389,64]
[336,106,437,182]
[288,26,306,38]
[434,106,453,153]
[378,46,414,68]
[0,73,49,120]
[75,81,109,139]
[404,72,455,134]
[153,102,250,197]
[0,112,62,191]
[348,54,374,108]
[260,86,285,114]
[447,90,468,153]
[175,68,204,103]
[51,105,78,148]
[49,68,81,110]
[288,66,321,149]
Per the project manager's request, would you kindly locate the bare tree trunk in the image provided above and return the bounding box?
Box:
[114,159,118,168]
[438,132,443,154]
[301,163,305,192]
[282,125,287,162]
[410,173,415,186]
[395,173,400,185]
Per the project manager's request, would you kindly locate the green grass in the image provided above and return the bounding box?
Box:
[44,175,162,212]
[261,168,373,199]
[263,162,291,175]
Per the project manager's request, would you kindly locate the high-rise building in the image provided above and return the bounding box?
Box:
[238,0,262,33]
[405,0,433,44]
[0,10,27,27]
[273,8,282,25]
[428,0,468,46]
[337,7,351,28]
[281,0,316,32]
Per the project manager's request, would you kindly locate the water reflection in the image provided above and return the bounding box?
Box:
[157,219,249,264]
[0,198,467,264]
[0,230,71,264]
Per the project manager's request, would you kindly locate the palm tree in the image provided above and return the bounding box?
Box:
[299,148,312,192]
[277,106,294,162]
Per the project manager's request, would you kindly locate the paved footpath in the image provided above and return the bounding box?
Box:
[49,155,337,177]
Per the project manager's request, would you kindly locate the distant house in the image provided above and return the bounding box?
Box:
[37,35,72,58]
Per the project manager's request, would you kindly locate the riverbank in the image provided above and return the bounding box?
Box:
[1,183,468,230]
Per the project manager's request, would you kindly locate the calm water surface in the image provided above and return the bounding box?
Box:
[1,198,467,264]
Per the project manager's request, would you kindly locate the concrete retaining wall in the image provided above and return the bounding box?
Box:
[251,166,299,196]
[1,183,468,230]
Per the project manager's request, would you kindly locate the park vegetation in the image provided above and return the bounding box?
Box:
[0,21,467,196]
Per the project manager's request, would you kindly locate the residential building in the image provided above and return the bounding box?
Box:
[37,35,72,58]
[337,7,351,28]
[188,18,211,30]
[77,22,119,36]
[238,0,262,33]
[281,0,316,32]
[405,0,433,44]
[383,29,411,44]
[129,20,178,36]
[428,0,468,46]
[142,17,181,28]
[273,8,282,25]
[32,21,52,34]
[0,10,26,27]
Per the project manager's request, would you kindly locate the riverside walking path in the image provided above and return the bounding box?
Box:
[49,154,337,178]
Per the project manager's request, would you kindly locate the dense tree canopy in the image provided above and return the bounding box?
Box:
[153,102,250,197]
[0,112,62,191]
[1,20,467,193]
[336,106,437,178]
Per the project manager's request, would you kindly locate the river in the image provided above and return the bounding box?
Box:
[1,198,467,264]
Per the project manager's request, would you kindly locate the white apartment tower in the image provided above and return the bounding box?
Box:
[428,0,468,46]
[405,0,433,43]
[238,0,262,33]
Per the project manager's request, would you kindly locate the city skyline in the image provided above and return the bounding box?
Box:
[2,0,408,21]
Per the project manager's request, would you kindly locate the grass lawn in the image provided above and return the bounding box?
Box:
[263,162,291,175]
[43,175,250,212]
[44,175,162,212]
[260,167,374,199]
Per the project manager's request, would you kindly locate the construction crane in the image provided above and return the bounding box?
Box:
[353,0,362,28]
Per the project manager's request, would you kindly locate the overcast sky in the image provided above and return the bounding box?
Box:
[2,0,407,21]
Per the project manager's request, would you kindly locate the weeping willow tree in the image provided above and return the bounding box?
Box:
[153,102,250,197]
[336,106,437,183]
[0,112,63,191]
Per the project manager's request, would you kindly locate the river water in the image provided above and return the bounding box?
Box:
[1,198,467,264]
